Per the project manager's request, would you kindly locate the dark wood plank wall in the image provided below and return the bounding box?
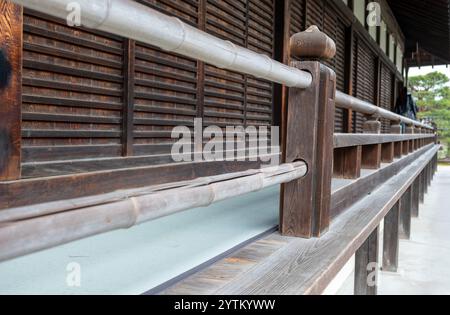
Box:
[19,0,276,165]
[353,36,377,133]
[287,0,399,134]
[1,0,403,179]
[22,10,124,162]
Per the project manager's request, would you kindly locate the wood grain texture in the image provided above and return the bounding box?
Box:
[361,144,382,169]
[355,226,379,295]
[122,39,135,156]
[334,133,433,148]
[383,202,400,272]
[331,143,435,219]
[281,61,336,238]
[333,146,362,179]
[161,145,439,295]
[399,186,412,240]
[0,1,22,180]
[411,177,420,218]
[394,141,403,158]
[381,142,395,163]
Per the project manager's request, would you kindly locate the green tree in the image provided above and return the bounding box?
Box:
[409,71,450,159]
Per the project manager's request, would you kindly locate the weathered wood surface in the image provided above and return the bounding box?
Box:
[399,187,412,240]
[362,144,382,170]
[281,61,335,238]
[412,177,420,218]
[381,142,395,163]
[161,145,439,295]
[334,133,434,148]
[331,143,434,219]
[333,146,362,179]
[383,202,400,272]
[0,160,266,210]
[0,1,22,180]
[355,227,379,295]
[122,39,135,156]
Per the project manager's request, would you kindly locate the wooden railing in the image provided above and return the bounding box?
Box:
[1,0,440,295]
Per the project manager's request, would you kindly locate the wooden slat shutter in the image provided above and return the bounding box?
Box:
[380,64,393,133]
[21,10,124,162]
[353,36,377,133]
[306,0,324,30]
[323,2,346,132]
[21,0,276,166]
[133,0,200,156]
[290,0,305,36]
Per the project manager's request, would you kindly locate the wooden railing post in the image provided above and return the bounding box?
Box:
[391,123,403,158]
[412,176,420,218]
[362,116,382,169]
[399,187,412,240]
[383,202,400,272]
[281,26,336,238]
[0,1,22,181]
[405,124,414,153]
[355,227,380,295]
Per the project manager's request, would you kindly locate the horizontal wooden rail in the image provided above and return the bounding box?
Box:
[11,0,313,88]
[334,133,436,148]
[335,91,434,130]
[161,145,440,295]
[0,162,307,262]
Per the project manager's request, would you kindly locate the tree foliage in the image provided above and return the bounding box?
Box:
[409,71,450,158]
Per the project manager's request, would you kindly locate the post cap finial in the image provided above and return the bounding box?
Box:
[290,26,336,60]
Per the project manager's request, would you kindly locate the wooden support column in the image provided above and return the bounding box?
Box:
[391,123,403,158]
[343,23,354,133]
[412,177,420,218]
[355,227,379,295]
[383,203,400,272]
[362,116,381,169]
[405,125,414,153]
[402,140,409,155]
[399,187,412,240]
[414,127,421,150]
[122,39,135,156]
[381,142,394,163]
[281,26,336,238]
[333,146,362,179]
[428,161,432,187]
[0,1,22,181]
[419,170,425,204]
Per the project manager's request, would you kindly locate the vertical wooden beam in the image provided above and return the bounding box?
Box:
[383,203,400,272]
[355,227,379,295]
[122,39,135,156]
[195,0,206,156]
[419,170,425,204]
[399,187,412,240]
[362,144,382,169]
[333,146,362,179]
[343,23,355,133]
[406,125,414,154]
[362,117,381,169]
[402,140,409,155]
[281,60,336,238]
[381,142,394,163]
[0,1,22,181]
[394,141,403,158]
[412,177,420,218]
[375,57,382,108]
